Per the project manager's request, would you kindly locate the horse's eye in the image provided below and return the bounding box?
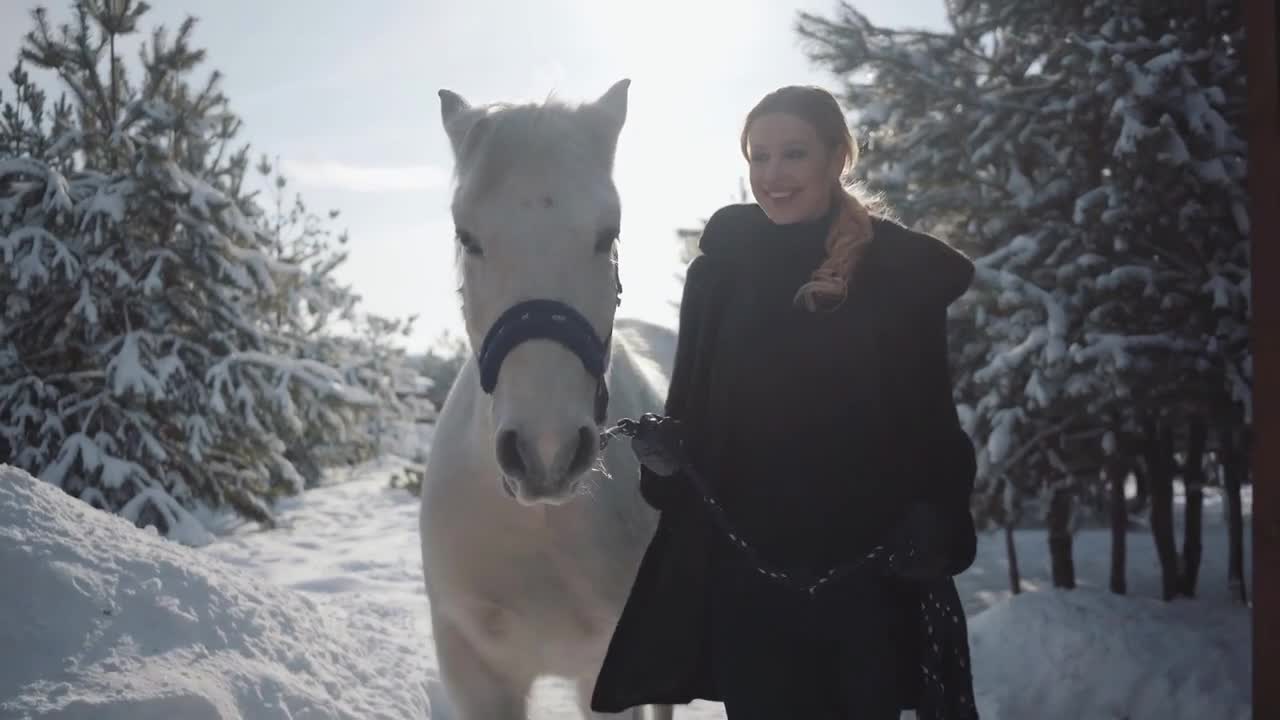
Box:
[456,228,482,257]
[595,226,619,254]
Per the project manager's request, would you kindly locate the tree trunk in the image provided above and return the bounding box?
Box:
[1222,429,1249,605]
[1179,418,1207,597]
[1047,482,1076,589]
[1109,459,1128,595]
[1127,461,1149,515]
[1005,522,1021,595]
[1145,419,1179,601]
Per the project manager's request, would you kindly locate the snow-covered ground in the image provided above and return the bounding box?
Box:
[1,458,1253,719]
[0,462,433,720]
[970,589,1250,719]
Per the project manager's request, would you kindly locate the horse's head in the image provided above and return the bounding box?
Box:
[439,80,630,505]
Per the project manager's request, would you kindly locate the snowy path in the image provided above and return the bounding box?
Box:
[202,455,1253,720]
[1,457,1252,719]
[203,457,728,719]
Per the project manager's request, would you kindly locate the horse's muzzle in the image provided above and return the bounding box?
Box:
[495,425,598,503]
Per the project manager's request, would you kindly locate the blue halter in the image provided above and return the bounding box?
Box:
[476,271,621,423]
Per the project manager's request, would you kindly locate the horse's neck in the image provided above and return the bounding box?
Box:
[604,333,663,432]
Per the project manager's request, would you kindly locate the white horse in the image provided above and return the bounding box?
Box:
[419,80,674,720]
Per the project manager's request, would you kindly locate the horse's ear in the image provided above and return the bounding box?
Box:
[584,79,629,162]
[591,79,630,136]
[439,89,480,157]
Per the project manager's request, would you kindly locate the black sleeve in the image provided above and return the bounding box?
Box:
[639,254,714,511]
[909,301,978,577]
[875,226,977,579]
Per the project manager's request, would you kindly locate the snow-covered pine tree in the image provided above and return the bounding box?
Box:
[0,1,381,541]
[796,1,1095,590]
[796,0,1250,595]
[1064,0,1249,598]
[339,313,422,460]
[253,157,425,482]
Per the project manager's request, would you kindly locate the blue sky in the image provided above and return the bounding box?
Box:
[1,0,947,352]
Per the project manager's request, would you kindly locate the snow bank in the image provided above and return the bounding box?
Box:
[2,457,1252,720]
[0,465,433,720]
[970,589,1251,720]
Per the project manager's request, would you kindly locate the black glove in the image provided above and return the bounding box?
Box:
[882,503,953,582]
[629,413,686,478]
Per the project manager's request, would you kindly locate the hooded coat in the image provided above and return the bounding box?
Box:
[591,203,979,719]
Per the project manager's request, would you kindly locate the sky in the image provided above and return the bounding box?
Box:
[0,0,948,353]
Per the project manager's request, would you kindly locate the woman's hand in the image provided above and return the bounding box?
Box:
[884,503,955,581]
[630,413,687,478]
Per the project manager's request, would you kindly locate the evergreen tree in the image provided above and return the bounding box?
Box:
[797,0,1094,557]
[797,0,1249,595]
[1065,0,1248,598]
[253,157,423,482]
[0,1,393,541]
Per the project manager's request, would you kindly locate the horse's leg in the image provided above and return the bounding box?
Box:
[574,670,631,720]
[574,671,670,720]
[433,612,529,720]
[647,704,674,720]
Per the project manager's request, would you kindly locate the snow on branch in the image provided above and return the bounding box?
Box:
[210,351,378,407]
[1070,332,1204,367]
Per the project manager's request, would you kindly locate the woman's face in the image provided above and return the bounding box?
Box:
[745,112,845,225]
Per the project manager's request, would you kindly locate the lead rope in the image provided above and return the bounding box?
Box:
[599,417,919,598]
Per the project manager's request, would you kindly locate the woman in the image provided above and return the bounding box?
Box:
[592,86,979,719]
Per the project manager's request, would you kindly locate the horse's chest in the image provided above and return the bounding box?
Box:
[426,505,620,636]
[445,544,619,669]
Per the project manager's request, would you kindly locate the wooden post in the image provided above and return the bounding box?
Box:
[1245,0,1278,716]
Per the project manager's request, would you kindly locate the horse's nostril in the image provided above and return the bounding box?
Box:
[496,429,526,478]
[565,425,598,478]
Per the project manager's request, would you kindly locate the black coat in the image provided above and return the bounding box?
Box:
[591,204,979,717]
